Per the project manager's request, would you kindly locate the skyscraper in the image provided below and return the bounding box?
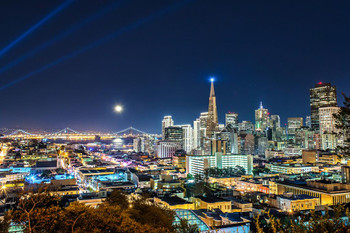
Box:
[206,79,218,137]
[310,82,337,131]
[319,106,340,150]
[270,115,281,130]
[319,107,340,134]
[255,102,269,132]
[305,116,312,128]
[179,124,193,153]
[193,118,201,150]
[288,117,304,134]
[199,112,208,150]
[162,116,174,139]
[239,121,254,132]
[225,112,238,129]
[164,126,183,141]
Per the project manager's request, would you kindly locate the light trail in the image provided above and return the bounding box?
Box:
[0,0,74,58]
[0,0,128,75]
[0,0,193,91]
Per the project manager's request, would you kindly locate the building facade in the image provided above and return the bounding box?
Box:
[162,116,174,139]
[310,82,337,131]
[255,102,269,132]
[206,80,218,138]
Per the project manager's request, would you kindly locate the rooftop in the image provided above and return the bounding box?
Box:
[159,196,192,206]
[279,194,319,200]
[198,196,230,203]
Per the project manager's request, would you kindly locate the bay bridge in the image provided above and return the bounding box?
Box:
[1,127,158,141]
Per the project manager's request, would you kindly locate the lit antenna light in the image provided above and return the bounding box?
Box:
[0,0,74,57]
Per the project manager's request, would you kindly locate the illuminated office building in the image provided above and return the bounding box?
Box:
[186,152,253,176]
[225,112,238,129]
[240,134,255,155]
[319,107,340,134]
[295,127,315,149]
[162,116,174,139]
[157,141,182,158]
[288,117,303,134]
[256,136,268,155]
[239,121,254,132]
[199,112,208,149]
[217,127,239,154]
[305,116,312,128]
[270,115,281,130]
[179,124,193,153]
[133,137,145,152]
[193,118,201,150]
[164,126,183,141]
[319,106,340,150]
[310,82,337,131]
[255,102,269,132]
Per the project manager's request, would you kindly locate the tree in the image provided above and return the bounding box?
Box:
[129,196,175,231]
[174,219,199,233]
[254,206,350,233]
[10,191,61,233]
[264,167,271,173]
[205,166,245,177]
[105,189,129,210]
[334,93,350,158]
[0,214,11,233]
[233,166,246,176]
[186,173,194,180]
[55,168,65,174]
[40,170,52,179]
[253,168,261,176]
[6,190,179,233]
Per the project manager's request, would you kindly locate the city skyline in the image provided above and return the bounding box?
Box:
[1,1,350,132]
[0,80,345,134]
[2,2,350,232]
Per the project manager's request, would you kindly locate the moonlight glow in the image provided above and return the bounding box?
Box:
[114,105,123,113]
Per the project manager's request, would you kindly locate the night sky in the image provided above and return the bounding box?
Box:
[1,0,350,133]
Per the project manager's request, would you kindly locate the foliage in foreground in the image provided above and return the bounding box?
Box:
[0,190,198,233]
[255,206,350,233]
[334,93,350,158]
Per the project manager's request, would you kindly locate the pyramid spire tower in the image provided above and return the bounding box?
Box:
[206,78,218,137]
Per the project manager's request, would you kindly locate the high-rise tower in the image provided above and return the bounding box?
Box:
[162,116,174,139]
[255,101,269,132]
[206,79,218,137]
[310,82,337,131]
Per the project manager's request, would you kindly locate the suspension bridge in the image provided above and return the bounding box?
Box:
[1,126,156,140]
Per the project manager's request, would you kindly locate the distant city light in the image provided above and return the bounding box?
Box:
[114,105,123,113]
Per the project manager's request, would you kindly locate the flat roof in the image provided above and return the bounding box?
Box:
[159,196,192,206]
[198,196,230,203]
[279,194,319,200]
[276,180,350,194]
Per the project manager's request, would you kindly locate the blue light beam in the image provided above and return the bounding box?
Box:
[0,0,193,91]
[0,0,127,75]
[0,0,74,58]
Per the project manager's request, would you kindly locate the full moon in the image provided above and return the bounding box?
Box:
[114,105,123,113]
